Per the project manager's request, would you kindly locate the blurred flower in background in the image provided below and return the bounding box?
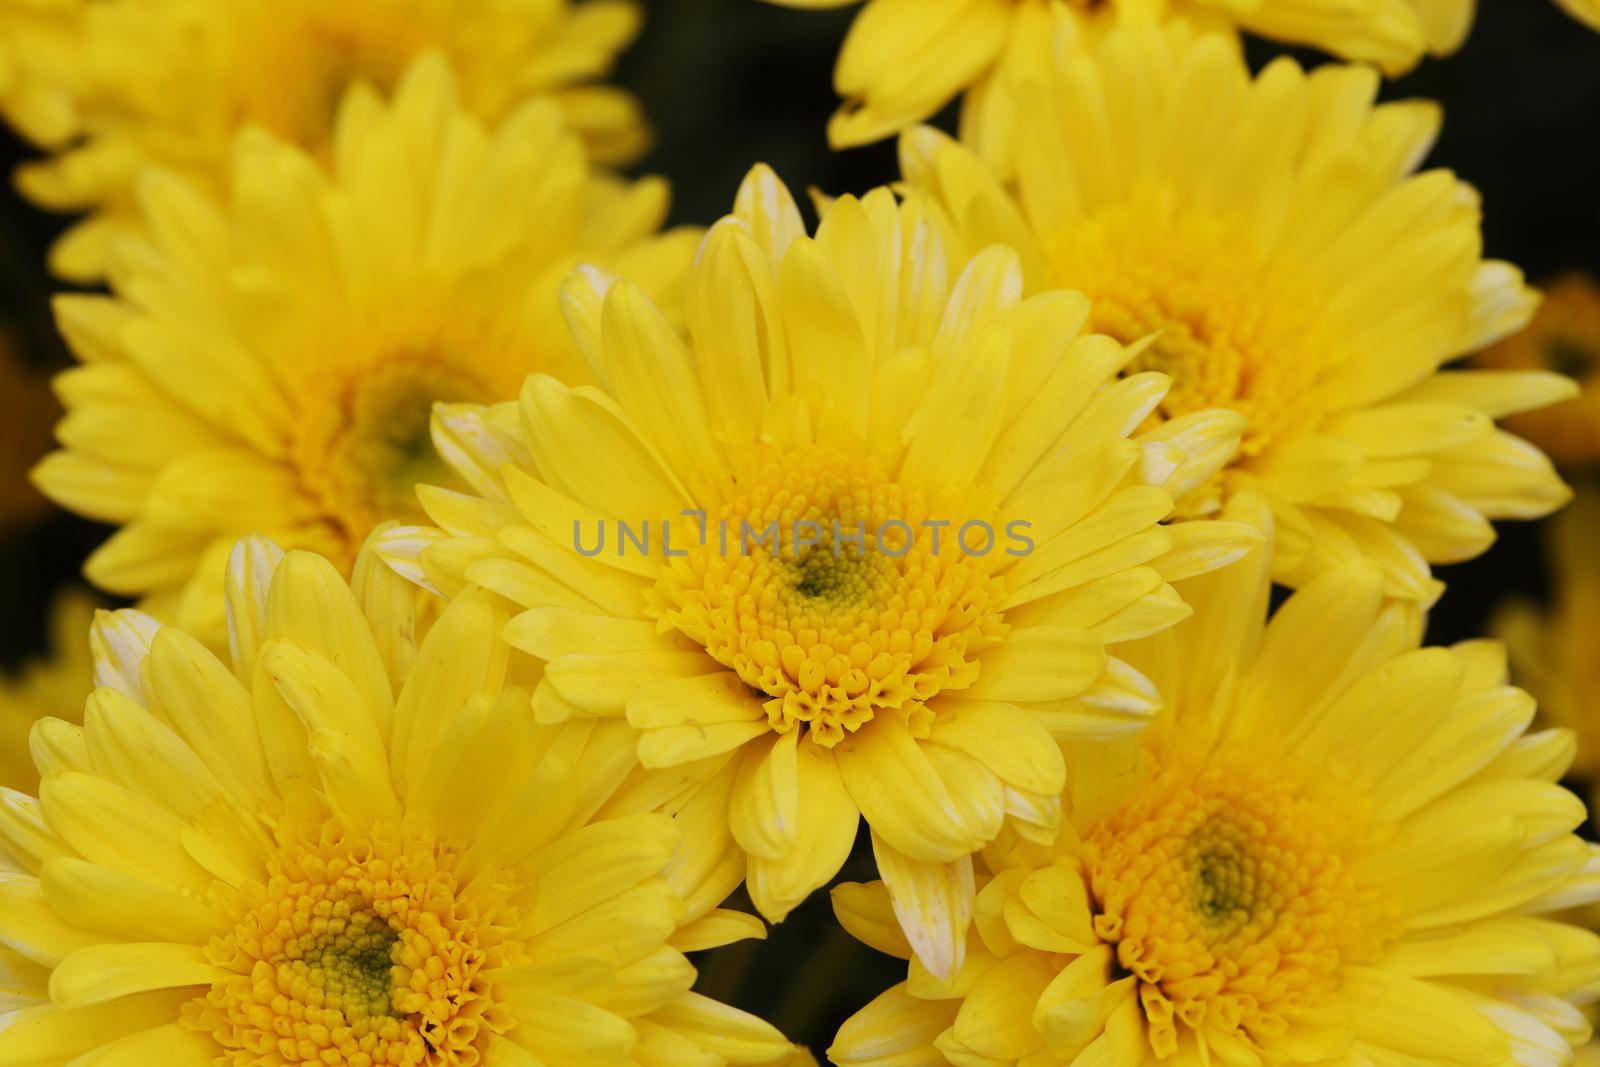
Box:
[1498,486,1600,794]
[1473,273,1600,468]
[30,57,694,644]
[758,0,1600,161]
[0,586,92,793]
[0,0,80,148]
[0,0,650,280]
[899,27,1570,603]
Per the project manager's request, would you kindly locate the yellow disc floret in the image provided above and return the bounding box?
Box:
[290,320,517,565]
[194,821,518,1066]
[650,445,1008,747]
[1047,187,1335,459]
[1084,750,1391,1053]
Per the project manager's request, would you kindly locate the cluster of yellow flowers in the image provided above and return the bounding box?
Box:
[0,0,1597,1064]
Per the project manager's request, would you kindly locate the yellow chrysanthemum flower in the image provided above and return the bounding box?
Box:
[0,535,795,1066]
[757,0,1578,154]
[830,492,1600,1066]
[1472,273,1600,467]
[900,26,1573,602]
[0,590,94,794]
[1497,485,1600,787]
[379,164,1261,977]
[0,0,80,147]
[32,55,696,645]
[3,0,649,281]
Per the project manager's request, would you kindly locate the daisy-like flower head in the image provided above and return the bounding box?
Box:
[756,0,1600,155]
[900,26,1574,603]
[831,492,1600,1066]
[1496,485,1600,787]
[0,591,93,794]
[5,0,648,281]
[0,534,795,1066]
[381,164,1262,976]
[1473,273,1600,467]
[32,55,696,644]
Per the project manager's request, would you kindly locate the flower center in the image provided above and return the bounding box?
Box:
[292,347,496,567]
[1045,186,1340,461]
[189,822,520,1065]
[649,445,1009,747]
[1082,750,1392,1056]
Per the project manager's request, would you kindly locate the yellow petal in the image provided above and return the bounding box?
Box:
[776,236,872,439]
[1346,967,1508,1064]
[730,732,800,862]
[82,688,226,822]
[942,950,1054,1061]
[599,280,725,503]
[905,335,1012,496]
[0,990,196,1065]
[836,723,983,862]
[40,857,223,945]
[258,639,398,825]
[146,628,272,809]
[222,534,285,681]
[832,880,913,960]
[39,773,212,893]
[830,982,958,1066]
[669,909,768,954]
[929,700,1064,796]
[644,991,793,1066]
[524,813,677,936]
[263,551,394,733]
[87,608,161,707]
[500,991,636,1067]
[964,628,1106,704]
[58,1023,218,1066]
[49,942,217,1009]
[0,875,102,967]
[390,587,508,794]
[747,742,859,922]
[1033,948,1131,1059]
[872,832,973,983]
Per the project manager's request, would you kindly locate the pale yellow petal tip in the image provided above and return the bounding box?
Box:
[733,163,806,263]
[390,48,458,111]
[223,536,287,618]
[564,261,619,308]
[896,123,957,178]
[87,607,162,704]
[370,524,446,597]
[1547,371,1584,404]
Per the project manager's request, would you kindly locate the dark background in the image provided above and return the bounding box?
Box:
[1,0,1597,1053]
